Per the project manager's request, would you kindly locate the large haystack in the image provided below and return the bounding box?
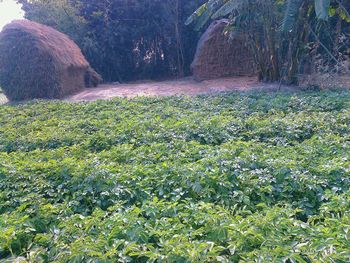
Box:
[191,19,256,80]
[0,20,102,101]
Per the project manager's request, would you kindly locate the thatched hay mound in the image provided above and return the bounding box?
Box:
[191,19,256,80]
[0,20,102,101]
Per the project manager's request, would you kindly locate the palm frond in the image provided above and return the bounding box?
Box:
[335,0,350,22]
[315,0,330,20]
[281,0,303,32]
[185,0,225,31]
[212,0,240,19]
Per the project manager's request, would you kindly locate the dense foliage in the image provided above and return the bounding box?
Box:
[0,91,350,262]
[187,0,350,84]
[16,0,350,84]
[18,0,204,82]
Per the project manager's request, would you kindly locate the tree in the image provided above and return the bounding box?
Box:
[187,0,350,84]
[18,0,204,81]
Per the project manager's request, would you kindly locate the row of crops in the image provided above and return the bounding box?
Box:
[0,91,350,262]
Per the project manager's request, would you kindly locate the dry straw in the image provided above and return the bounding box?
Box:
[0,20,102,101]
[191,19,256,81]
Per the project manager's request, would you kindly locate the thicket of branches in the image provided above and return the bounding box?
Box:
[187,0,350,84]
[18,0,205,82]
[15,0,350,84]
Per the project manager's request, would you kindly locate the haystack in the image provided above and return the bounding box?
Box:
[191,19,256,80]
[0,20,102,101]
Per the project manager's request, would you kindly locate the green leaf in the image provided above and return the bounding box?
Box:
[315,0,330,20]
[212,0,240,19]
[281,0,304,32]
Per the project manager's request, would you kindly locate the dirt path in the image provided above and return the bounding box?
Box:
[67,77,296,102]
[0,77,297,105]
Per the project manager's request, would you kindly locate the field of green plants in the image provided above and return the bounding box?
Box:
[0,91,350,262]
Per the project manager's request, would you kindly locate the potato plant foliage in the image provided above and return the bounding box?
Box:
[0,91,350,262]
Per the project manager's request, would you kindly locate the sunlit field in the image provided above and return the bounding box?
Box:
[1,0,350,261]
[1,90,350,262]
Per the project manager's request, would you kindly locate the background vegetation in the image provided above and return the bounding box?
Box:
[1,91,350,261]
[15,0,350,85]
[18,0,205,82]
[187,0,350,84]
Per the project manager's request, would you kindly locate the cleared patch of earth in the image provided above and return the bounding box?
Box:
[0,77,299,104]
[67,77,298,102]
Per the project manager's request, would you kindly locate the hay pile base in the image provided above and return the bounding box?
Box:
[191,19,256,80]
[0,20,102,101]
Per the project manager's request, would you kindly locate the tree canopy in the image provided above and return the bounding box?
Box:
[187,0,350,84]
[18,0,205,82]
[16,0,350,84]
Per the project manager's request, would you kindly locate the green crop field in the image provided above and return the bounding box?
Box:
[0,91,350,262]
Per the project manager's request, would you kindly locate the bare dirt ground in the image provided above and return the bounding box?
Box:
[67,76,298,102]
[0,77,299,105]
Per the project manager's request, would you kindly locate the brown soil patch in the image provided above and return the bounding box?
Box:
[67,76,297,102]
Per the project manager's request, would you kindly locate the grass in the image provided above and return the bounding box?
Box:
[0,91,350,262]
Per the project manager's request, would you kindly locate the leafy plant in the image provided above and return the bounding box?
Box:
[1,90,350,261]
[186,0,350,84]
